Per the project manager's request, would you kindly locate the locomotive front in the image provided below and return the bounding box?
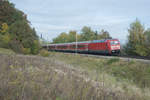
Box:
[108,39,120,55]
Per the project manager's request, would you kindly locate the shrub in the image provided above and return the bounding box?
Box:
[22,47,31,54]
[39,49,50,57]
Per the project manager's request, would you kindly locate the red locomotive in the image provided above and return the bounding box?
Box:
[43,39,120,55]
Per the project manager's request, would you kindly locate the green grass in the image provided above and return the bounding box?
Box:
[106,58,120,65]
[56,97,64,100]
[0,48,15,55]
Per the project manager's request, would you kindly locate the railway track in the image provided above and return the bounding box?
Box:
[60,52,150,64]
[118,55,150,64]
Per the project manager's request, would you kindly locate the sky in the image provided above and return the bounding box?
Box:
[10,0,150,44]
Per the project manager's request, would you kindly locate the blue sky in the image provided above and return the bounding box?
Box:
[10,0,150,43]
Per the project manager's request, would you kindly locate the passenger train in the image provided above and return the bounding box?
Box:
[42,39,121,55]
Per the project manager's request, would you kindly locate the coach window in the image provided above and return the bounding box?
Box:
[78,45,82,48]
[72,45,76,49]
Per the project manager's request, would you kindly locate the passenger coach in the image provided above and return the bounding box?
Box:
[42,39,120,55]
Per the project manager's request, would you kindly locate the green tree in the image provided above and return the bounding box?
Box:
[98,29,112,39]
[144,29,150,55]
[144,28,150,44]
[31,40,40,54]
[125,19,147,56]
[94,31,98,40]
[0,0,24,25]
[9,20,39,54]
[52,27,113,43]
[80,26,95,41]
[0,0,40,54]
[68,30,76,42]
[53,32,68,43]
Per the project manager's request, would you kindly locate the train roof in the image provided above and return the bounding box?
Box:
[91,39,119,43]
[92,39,106,43]
[72,41,91,44]
[44,41,92,46]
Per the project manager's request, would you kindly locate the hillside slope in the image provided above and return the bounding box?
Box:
[0,52,150,100]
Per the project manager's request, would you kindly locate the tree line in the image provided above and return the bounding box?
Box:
[53,26,112,43]
[0,0,40,54]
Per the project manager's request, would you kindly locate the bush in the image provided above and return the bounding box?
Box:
[22,47,31,54]
[39,49,50,57]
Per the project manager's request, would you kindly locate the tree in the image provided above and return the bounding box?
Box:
[0,0,24,25]
[0,0,40,54]
[52,27,113,43]
[144,29,150,56]
[0,23,11,48]
[53,32,68,43]
[9,20,40,54]
[0,23,9,33]
[80,26,95,41]
[125,19,147,56]
[144,28,150,44]
[80,27,112,41]
[98,29,112,39]
[68,30,76,42]
[93,31,98,40]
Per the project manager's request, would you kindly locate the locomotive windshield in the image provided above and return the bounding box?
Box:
[110,41,119,45]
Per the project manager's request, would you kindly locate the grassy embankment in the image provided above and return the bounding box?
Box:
[0,49,150,100]
[0,48,15,55]
[53,52,150,99]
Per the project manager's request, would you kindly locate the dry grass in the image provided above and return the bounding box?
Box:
[0,50,150,100]
[49,52,150,99]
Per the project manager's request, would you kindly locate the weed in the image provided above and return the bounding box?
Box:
[106,58,120,65]
[39,49,50,57]
[0,52,150,100]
